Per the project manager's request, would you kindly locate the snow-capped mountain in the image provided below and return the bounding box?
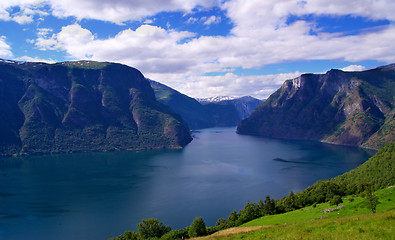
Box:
[196,96,237,104]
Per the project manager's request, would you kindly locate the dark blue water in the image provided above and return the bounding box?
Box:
[0,127,372,240]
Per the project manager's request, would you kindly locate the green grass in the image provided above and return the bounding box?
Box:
[206,187,395,239]
[216,211,395,240]
[243,187,395,227]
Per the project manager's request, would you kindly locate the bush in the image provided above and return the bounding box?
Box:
[329,195,343,206]
[137,218,170,239]
[160,228,189,240]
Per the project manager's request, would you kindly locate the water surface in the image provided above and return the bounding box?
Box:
[0,127,372,240]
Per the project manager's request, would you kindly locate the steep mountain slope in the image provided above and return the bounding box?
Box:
[0,60,191,156]
[149,80,215,129]
[150,80,262,129]
[212,96,264,120]
[237,64,395,149]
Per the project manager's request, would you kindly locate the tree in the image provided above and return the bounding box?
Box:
[362,185,380,213]
[264,195,276,215]
[329,195,343,206]
[215,217,227,230]
[226,210,239,227]
[283,191,296,211]
[189,216,207,237]
[137,218,170,239]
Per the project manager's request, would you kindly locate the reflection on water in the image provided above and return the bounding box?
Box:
[0,127,372,240]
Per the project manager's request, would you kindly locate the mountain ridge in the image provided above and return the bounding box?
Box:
[149,80,263,129]
[237,64,395,150]
[0,59,192,156]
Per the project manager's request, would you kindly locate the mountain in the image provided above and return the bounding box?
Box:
[212,96,264,120]
[196,96,237,104]
[149,80,263,129]
[237,64,395,150]
[0,60,192,156]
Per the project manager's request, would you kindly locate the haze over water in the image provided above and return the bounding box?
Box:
[0,127,372,240]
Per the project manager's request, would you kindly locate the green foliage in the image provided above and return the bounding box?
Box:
[329,195,343,206]
[188,216,207,237]
[226,210,239,228]
[236,202,261,225]
[263,195,276,215]
[160,227,189,240]
[109,231,140,240]
[362,185,380,213]
[215,217,227,230]
[137,218,170,239]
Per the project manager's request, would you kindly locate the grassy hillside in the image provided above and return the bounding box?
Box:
[290,142,394,208]
[199,187,395,239]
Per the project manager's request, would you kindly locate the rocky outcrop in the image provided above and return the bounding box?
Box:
[0,60,192,156]
[237,65,395,149]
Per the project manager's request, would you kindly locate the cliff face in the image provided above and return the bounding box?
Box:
[0,60,192,156]
[237,65,395,149]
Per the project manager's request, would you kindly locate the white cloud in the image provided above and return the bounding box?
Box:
[7,0,395,98]
[37,27,53,36]
[340,65,366,72]
[203,15,221,25]
[12,14,34,24]
[187,17,198,24]
[17,55,56,63]
[0,36,12,58]
[48,0,216,24]
[0,1,48,24]
[147,71,302,99]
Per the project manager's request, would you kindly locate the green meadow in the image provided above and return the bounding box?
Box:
[202,187,395,240]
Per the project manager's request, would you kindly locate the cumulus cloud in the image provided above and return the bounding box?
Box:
[0,36,12,58]
[0,1,48,24]
[6,0,395,97]
[48,0,216,24]
[341,65,366,72]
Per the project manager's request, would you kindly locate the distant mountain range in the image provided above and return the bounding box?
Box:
[196,96,238,104]
[2,58,392,156]
[0,60,191,156]
[238,64,395,150]
[149,80,263,129]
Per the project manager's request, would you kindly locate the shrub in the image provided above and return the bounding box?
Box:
[137,218,170,239]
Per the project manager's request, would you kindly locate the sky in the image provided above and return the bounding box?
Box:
[0,0,394,99]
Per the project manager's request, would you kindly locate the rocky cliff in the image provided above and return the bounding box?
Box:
[237,64,395,149]
[0,60,192,156]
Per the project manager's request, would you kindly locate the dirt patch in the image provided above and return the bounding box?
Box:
[191,226,271,239]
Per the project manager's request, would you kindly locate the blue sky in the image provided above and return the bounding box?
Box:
[0,0,394,99]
